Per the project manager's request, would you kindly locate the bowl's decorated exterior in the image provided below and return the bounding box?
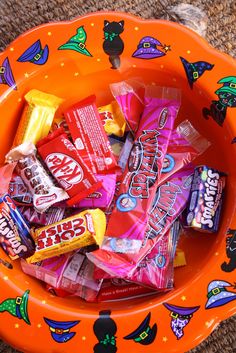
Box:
[0,12,235,353]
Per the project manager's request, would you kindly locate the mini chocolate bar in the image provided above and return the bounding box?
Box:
[185,165,226,233]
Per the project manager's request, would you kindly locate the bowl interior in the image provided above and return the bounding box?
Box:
[0,58,235,314]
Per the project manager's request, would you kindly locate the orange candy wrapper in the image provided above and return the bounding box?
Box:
[26,209,106,263]
[98,100,126,137]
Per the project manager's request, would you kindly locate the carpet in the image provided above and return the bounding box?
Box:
[0,0,235,352]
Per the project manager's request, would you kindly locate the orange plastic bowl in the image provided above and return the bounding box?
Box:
[0,12,235,353]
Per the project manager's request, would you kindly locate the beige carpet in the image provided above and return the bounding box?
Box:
[0,0,235,352]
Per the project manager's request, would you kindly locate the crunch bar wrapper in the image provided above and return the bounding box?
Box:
[100,86,181,253]
[13,89,63,146]
[6,142,69,213]
[98,100,126,137]
[26,209,106,263]
[37,128,101,206]
[64,95,117,174]
[87,164,193,278]
[110,81,144,134]
[160,120,210,184]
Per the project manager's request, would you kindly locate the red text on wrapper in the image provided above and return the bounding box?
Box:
[129,130,160,198]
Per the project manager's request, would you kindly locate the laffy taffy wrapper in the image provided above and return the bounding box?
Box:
[37,128,101,206]
[100,86,181,253]
[5,142,69,213]
[160,120,210,184]
[13,89,63,146]
[26,209,106,263]
[98,100,126,137]
[87,164,193,278]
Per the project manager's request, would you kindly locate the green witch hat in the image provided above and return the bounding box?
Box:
[58,26,92,56]
[0,290,30,325]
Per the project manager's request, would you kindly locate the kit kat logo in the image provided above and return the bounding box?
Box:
[129,130,160,198]
[46,153,84,190]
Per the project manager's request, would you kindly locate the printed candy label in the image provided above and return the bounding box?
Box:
[45,153,84,190]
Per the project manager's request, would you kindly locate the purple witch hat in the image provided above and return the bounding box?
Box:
[0,57,16,90]
[163,303,200,340]
[205,280,236,309]
[132,36,166,59]
[180,57,214,88]
[17,40,49,65]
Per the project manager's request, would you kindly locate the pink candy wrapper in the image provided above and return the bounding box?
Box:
[87,164,193,278]
[74,174,116,209]
[160,120,210,184]
[19,206,65,226]
[127,220,181,289]
[99,86,181,253]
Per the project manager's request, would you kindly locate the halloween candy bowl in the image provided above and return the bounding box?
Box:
[0,11,236,353]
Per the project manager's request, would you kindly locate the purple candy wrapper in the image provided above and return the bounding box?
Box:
[19,206,66,226]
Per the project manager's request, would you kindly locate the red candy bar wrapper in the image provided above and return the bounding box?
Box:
[9,173,33,206]
[37,128,101,206]
[99,86,181,253]
[5,142,69,213]
[110,81,144,135]
[64,95,117,174]
[160,120,210,184]
[87,164,193,278]
[74,174,116,209]
[19,206,65,226]
[94,279,158,302]
[127,220,181,289]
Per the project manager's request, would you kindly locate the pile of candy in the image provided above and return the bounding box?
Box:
[0,81,226,302]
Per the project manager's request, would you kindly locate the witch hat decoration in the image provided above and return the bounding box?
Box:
[180,57,214,88]
[163,303,200,339]
[0,289,30,325]
[93,310,117,353]
[132,36,169,59]
[0,57,16,90]
[17,40,49,65]
[123,312,157,345]
[58,26,92,57]
[44,318,80,343]
[205,279,236,309]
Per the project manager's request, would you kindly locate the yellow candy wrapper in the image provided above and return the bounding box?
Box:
[13,89,64,146]
[174,248,187,268]
[98,100,126,137]
[26,209,106,263]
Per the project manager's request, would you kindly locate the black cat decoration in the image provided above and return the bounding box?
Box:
[221,228,236,272]
[93,310,117,353]
[103,20,124,69]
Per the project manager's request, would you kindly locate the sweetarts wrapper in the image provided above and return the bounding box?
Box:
[87,164,193,278]
[185,165,226,233]
[127,220,181,289]
[74,174,116,209]
[37,128,101,206]
[160,120,210,184]
[99,86,181,253]
[64,95,117,174]
[5,142,69,213]
[26,209,106,263]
